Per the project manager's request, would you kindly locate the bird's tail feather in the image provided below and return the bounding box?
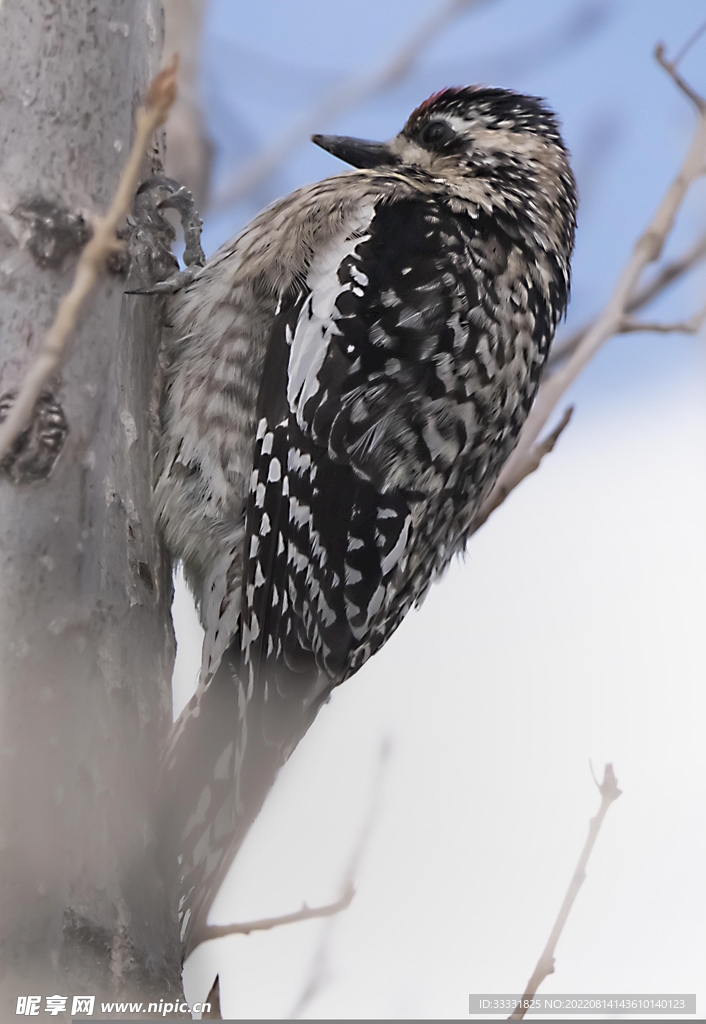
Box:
[159,644,330,957]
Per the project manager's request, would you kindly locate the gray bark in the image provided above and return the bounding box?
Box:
[0,1,184,1015]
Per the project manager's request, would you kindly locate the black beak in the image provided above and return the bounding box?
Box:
[311,134,400,169]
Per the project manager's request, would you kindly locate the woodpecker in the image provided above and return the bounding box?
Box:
[155,86,577,953]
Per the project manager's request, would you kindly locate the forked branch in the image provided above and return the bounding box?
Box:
[548,231,706,368]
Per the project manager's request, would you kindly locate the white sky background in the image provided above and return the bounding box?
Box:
[171,0,706,1017]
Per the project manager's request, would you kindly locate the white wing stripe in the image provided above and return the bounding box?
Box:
[287,201,375,421]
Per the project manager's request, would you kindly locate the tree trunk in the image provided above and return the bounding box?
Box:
[0,1,184,1015]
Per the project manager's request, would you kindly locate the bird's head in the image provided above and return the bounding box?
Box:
[313,86,576,250]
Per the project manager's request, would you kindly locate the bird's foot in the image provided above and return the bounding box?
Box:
[124,176,205,294]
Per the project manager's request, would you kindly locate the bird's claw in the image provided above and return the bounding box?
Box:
[125,266,200,295]
[124,176,205,295]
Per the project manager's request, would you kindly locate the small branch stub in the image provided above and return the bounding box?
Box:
[13,196,92,271]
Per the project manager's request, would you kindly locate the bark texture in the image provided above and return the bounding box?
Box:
[0,1,183,1014]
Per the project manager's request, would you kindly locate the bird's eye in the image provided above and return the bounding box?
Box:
[419,120,455,148]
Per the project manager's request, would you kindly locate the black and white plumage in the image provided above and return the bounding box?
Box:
[155,86,577,953]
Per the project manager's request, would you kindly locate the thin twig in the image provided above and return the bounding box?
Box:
[198,883,355,942]
[211,0,488,211]
[619,301,706,334]
[671,19,706,69]
[508,764,622,1021]
[475,49,706,531]
[186,704,389,960]
[548,231,706,368]
[0,57,179,463]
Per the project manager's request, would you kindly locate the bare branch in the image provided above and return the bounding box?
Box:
[655,42,706,113]
[211,0,488,211]
[548,231,706,368]
[472,407,573,534]
[0,57,179,463]
[619,302,706,334]
[480,57,706,523]
[198,883,355,943]
[508,764,622,1021]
